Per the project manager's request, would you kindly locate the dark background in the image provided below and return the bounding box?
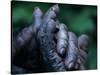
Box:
[12,1,97,69]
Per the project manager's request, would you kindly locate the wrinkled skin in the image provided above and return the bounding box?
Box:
[12,4,89,74]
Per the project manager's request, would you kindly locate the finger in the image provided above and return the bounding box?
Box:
[37,19,66,71]
[79,49,87,61]
[77,34,89,70]
[74,50,87,70]
[46,19,56,33]
[76,57,86,70]
[14,26,33,49]
[64,32,78,70]
[13,33,42,72]
[22,37,42,71]
[13,26,33,57]
[32,7,43,33]
[78,34,89,63]
[39,4,59,35]
[37,34,66,71]
[74,58,85,70]
[78,34,89,52]
[43,4,59,23]
[37,5,66,71]
[15,7,43,70]
[13,7,43,57]
[56,23,68,57]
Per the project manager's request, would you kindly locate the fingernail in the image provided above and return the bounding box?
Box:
[34,7,42,16]
[52,4,59,13]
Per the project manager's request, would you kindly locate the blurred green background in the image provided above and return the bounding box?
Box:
[12,1,97,70]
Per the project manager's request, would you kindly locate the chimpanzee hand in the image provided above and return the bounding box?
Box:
[37,4,89,71]
[12,7,44,73]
